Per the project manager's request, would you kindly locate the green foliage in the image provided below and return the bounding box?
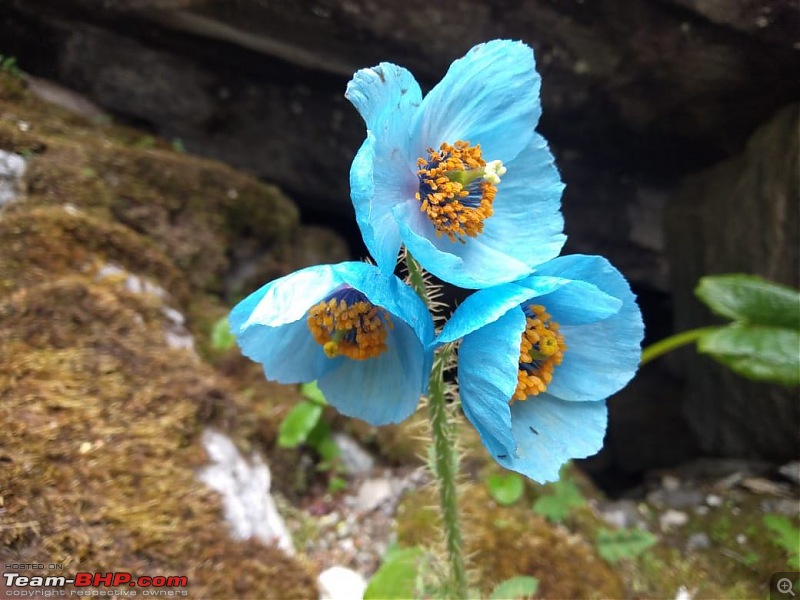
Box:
[694,274,800,386]
[698,325,799,386]
[364,547,426,600]
[171,138,186,153]
[277,383,343,484]
[300,381,327,406]
[532,478,585,523]
[486,472,524,506]
[696,275,800,329]
[489,576,539,599]
[596,528,658,564]
[327,476,347,493]
[277,401,323,448]
[0,54,22,77]
[210,316,237,351]
[134,135,157,149]
[763,514,800,569]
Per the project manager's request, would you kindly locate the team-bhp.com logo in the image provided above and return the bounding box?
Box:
[3,571,189,597]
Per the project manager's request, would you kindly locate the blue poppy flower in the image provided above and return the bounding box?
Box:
[229,262,435,426]
[346,40,565,289]
[437,255,644,482]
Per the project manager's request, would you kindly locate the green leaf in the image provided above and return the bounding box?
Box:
[327,476,348,493]
[763,514,800,569]
[277,401,323,448]
[596,528,657,563]
[486,472,525,506]
[300,381,327,406]
[364,547,425,600]
[489,576,539,599]
[531,479,586,523]
[698,324,800,386]
[210,317,236,351]
[695,275,800,328]
[312,434,341,464]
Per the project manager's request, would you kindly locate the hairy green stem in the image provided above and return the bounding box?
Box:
[428,347,468,598]
[404,252,468,599]
[640,326,719,365]
[404,251,429,304]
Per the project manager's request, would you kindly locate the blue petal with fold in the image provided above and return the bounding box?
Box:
[497,397,608,483]
[229,262,434,425]
[347,61,423,274]
[479,133,567,268]
[531,255,644,402]
[457,308,524,458]
[393,200,535,289]
[437,278,568,344]
[412,40,540,164]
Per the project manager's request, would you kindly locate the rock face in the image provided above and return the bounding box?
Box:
[664,104,800,461]
[0,0,798,293]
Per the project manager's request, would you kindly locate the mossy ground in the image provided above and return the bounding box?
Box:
[394,413,799,599]
[0,70,324,597]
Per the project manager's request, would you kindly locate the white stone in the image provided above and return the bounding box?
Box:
[355,478,393,512]
[662,475,681,491]
[674,585,693,600]
[0,150,26,206]
[318,566,366,600]
[333,433,374,475]
[198,429,294,554]
[659,509,689,531]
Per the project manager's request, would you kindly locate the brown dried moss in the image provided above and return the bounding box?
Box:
[0,207,186,301]
[0,72,304,298]
[396,485,624,599]
[0,276,317,598]
[0,69,322,597]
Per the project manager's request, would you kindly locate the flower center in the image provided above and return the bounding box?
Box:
[307,286,393,360]
[512,304,566,402]
[415,140,506,243]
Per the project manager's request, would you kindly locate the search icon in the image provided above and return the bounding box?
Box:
[777,578,795,597]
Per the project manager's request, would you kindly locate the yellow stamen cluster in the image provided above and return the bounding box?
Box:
[415,140,498,243]
[512,304,566,402]
[307,296,393,360]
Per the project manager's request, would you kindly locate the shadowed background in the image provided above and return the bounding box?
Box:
[1,0,798,488]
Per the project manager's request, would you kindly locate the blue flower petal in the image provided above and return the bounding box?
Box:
[346,65,424,274]
[497,397,608,483]
[229,265,342,383]
[411,40,540,164]
[230,262,435,424]
[331,261,434,351]
[519,278,623,326]
[349,134,404,274]
[346,63,422,139]
[230,264,338,329]
[319,317,425,425]
[457,308,524,457]
[532,255,644,402]
[437,278,569,344]
[393,200,534,289]
[480,133,566,268]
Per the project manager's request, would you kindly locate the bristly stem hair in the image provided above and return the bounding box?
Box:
[403,251,469,599]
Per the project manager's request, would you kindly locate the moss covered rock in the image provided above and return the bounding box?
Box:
[0,70,338,597]
[396,485,624,598]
